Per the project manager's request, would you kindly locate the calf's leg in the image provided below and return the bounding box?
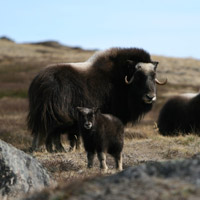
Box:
[114,152,123,171]
[97,152,108,171]
[87,152,95,168]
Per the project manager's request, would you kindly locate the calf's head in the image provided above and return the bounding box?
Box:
[77,107,99,130]
[125,61,167,104]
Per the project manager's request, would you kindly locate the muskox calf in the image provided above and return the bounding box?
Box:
[77,107,124,171]
[157,92,200,136]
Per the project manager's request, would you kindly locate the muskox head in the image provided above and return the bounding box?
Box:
[125,60,167,105]
[77,107,99,130]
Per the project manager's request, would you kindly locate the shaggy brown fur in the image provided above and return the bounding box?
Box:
[158,93,200,135]
[27,47,161,152]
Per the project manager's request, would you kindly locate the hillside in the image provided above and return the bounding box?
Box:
[1,38,200,199]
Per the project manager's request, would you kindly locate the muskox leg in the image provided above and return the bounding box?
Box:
[68,135,76,152]
[114,152,123,171]
[46,133,66,153]
[87,152,95,168]
[75,134,81,150]
[97,152,108,171]
[68,133,80,152]
[53,133,66,153]
[66,125,81,151]
[31,133,38,151]
[31,132,45,152]
[45,131,54,153]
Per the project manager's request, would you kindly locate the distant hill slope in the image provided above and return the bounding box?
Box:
[28,40,93,51]
[0,38,200,99]
[0,38,94,63]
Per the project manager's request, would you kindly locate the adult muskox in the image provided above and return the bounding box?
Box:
[157,92,200,136]
[27,47,166,152]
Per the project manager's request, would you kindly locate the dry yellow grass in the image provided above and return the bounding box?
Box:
[1,39,200,192]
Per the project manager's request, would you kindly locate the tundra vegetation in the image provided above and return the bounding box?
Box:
[1,38,200,198]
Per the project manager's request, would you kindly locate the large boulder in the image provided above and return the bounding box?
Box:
[22,155,200,200]
[0,139,55,200]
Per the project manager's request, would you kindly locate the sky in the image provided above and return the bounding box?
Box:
[1,0,200,59]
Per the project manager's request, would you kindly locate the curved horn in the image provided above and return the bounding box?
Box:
[155,78,167,85]
[125,75,134,85]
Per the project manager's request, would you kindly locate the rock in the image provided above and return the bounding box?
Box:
[0,139,55,200]
[121,158,200,186]
[22,156,200,200]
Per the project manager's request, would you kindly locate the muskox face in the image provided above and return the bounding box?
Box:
[125,61,164,104]
[77,107,99,130]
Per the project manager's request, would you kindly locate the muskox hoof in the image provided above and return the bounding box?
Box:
[76,144,81,151]
[28,147,34,153]
[29,146,45,153]
[54,146,66,153]
[46,145,55,153]
[47,149,55,153]
[100,167,108,173]
[68,146,76,152]
[87,162,94,169]
[116,167,123,172]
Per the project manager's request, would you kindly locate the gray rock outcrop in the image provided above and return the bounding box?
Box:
[22,155,200,200]
[0,139,55,200]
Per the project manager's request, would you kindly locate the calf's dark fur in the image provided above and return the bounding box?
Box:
[77,107,124,171]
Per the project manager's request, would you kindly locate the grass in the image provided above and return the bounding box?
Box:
[1,39,200,198]
[0,90,28,98]
[2,95,200,183]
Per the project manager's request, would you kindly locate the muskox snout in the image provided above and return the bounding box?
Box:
[143,94,157,104]
[84,122,93,129]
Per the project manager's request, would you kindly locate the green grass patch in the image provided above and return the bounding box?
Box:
[0,90,28,98]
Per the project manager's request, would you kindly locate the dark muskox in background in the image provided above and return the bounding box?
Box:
[158,92,200,136]
[77,107,124,171]
[27,47,166,152]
